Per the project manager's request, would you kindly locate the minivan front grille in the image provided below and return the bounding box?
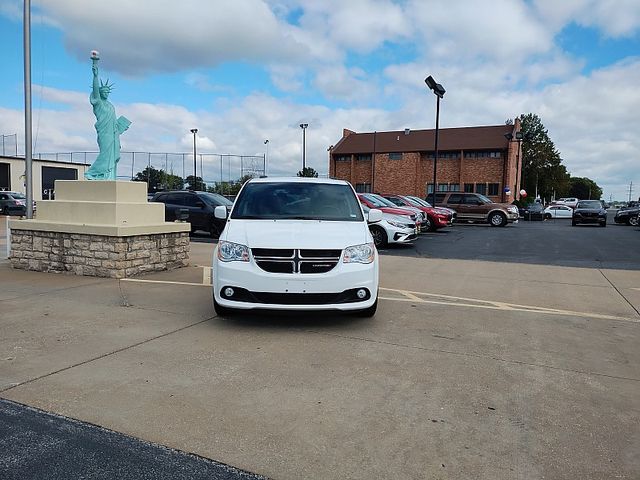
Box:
[252,248,342,274]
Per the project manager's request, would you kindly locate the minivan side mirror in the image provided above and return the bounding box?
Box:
[214,205,228,219]
[368,208,383,223]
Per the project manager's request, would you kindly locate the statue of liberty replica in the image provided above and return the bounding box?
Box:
[85,51,131,180]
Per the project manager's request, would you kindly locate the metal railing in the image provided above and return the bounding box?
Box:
[1,134,18,157]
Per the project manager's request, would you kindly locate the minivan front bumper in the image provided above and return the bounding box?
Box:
[213,251,379,311]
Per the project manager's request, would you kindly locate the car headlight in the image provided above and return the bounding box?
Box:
[508,206,518,213]
[217,241,250,262]
[343,243,375,264]
[387,220,409,229]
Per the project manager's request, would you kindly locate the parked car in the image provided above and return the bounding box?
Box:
[357,193,425,231]
[381,194,454,231]
[614,205,639,226]
[362,204,418,248]
[151,190,233,238]
[519,202,545,221]
[433,192,519,227]
[212,177,379,317]
[0,191,27,216]
[544,204,573,219]
[572,200,607,227]
[556,197,579,209]
[405,195,457,220]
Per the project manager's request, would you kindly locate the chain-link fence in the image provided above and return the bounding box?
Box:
[31,151,265,189]
[1,134,18,157]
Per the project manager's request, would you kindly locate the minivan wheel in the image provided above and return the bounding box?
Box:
[489,212,507,227]
[628,216,638,226]
[213,296,234,316]
[369,225,387,248]
[354,298,378,317]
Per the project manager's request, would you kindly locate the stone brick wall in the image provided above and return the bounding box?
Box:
[10,230,190,278]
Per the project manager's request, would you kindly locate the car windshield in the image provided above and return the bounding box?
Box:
[10,193,26,199]
[368,194,400,208]
[199,192,233,206]
[407,196,431,207]
[577,201,602,209]
[231,182,364,221]
[361,194,387,208]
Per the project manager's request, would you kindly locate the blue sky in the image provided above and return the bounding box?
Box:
[0,0,639,200]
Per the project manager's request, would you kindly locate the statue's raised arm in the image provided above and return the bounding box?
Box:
[84,50,131,181]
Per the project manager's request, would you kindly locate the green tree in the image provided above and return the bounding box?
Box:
[133,166,183,192]
[185,175,206,191]
[519,113,570,201]
[297,167,318,177]
[568,177,603,200]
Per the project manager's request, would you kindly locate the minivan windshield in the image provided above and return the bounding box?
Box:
[231,182,364,221]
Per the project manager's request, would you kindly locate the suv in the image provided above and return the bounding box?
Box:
[151,190,233,237]
[212,178,379,316]
[434,192,519,227]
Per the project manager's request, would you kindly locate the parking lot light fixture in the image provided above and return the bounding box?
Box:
[425,75,445,208]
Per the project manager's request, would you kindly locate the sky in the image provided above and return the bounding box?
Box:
[0,0,638,201]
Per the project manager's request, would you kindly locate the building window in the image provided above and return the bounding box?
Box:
[488,183,499,196]
[425,152,435,159]
[489,151,501,158]
[335,155,350,162]
[355,183,371,193]
[427,183,434,194]
[356,154,372,161]
[464,183,474,192]
[476,183,487,195]
[449,184,460,192]
[437,183,448,192]
[388,152,402,160]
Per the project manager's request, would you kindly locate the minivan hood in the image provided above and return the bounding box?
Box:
[222,219,368,249]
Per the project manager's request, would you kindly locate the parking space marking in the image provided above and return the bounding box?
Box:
[119,276,638,323]
[379,287,640,323]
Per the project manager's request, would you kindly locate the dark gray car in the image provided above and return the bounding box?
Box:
[0,191,27,216]
[572,200,607,227]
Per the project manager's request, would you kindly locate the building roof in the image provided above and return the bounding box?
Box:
[331,125,515,155]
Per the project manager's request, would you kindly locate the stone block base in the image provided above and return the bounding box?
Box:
[10,230,190,278]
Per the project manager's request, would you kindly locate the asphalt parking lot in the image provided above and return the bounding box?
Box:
[1,214,639,479]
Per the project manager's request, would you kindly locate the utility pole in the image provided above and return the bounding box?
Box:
[629,181,634,203]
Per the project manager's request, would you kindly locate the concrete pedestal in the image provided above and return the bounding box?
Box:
[9,181,191,278]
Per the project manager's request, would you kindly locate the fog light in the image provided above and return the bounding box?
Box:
[356,289,367,299]
[224,287,235,298]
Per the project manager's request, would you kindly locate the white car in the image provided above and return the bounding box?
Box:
[362,205,418,248]
[556,197,579,209]
[212,177,380,317]
[544,205,573,219]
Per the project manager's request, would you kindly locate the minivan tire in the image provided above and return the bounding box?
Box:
[369,225,387,248]
[354,298,377,317]
[489,212,507,227]
[213,296,234,316]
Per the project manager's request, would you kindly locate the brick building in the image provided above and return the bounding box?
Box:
[329,118,523,203]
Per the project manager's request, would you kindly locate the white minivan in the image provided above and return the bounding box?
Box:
[212,178,380,316]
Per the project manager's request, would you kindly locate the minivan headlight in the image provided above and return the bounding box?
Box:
[217,241,250,262]
[343,243,375,264]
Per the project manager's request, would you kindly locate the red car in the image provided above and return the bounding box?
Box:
[382,194,454,231]
[357,193,425,231]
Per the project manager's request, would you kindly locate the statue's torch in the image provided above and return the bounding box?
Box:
[90,50,100,65]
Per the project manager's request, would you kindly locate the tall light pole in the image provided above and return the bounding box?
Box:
[505,131,529,200]
[190,128,198,190]
[24,0,33,218]
[264,139,269,176]
[299,123,308,171]
[425,76,445,208]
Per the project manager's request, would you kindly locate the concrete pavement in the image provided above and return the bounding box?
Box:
[1,241,639,479]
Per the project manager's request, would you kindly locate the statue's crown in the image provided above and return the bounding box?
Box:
[99,78,115,92]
